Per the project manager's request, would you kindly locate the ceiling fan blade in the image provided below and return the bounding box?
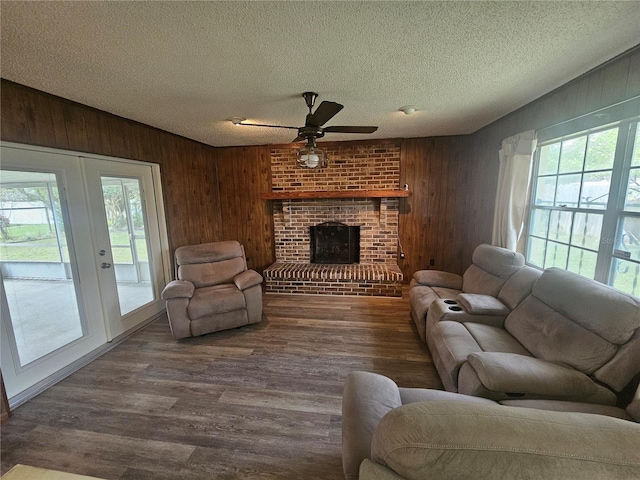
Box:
[292,133,306,143]
[323,126,378,134]
[307,101,344,127]
[239,123,299,130]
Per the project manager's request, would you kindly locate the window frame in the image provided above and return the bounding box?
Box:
[526,116,640,293]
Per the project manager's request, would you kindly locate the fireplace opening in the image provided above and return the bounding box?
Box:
[310,221,360,264]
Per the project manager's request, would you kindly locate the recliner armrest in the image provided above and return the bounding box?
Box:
[466,352,599,398]
[234,269,263,290]
[161,280,194,300]
[412,270,462,290]
[626,384,640,422]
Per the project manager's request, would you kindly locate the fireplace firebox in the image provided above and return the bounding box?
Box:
[310,222,360,264]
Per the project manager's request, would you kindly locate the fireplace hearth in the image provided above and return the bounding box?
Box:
[310,221,360,264]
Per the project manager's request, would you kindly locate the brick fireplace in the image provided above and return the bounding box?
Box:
[263,142,405,296]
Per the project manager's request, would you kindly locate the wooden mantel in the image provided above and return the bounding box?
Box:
[260,189,409,200]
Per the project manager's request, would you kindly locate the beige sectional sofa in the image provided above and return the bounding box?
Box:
[342,371,640,480]
[428,267,640,405]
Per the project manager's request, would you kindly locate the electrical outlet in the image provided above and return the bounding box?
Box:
[429,258,435,266]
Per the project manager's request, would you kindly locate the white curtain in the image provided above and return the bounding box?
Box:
[491,130,537,253]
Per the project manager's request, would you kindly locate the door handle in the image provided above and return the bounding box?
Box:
[100,262,112,269]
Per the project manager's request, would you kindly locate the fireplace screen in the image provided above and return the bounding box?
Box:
[310,222,360,264]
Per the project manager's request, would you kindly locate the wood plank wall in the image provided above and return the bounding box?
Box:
[0,80,276,273]
[2,45,638,280]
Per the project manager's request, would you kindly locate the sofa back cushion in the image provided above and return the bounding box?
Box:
[176,241,247,288]
[497,266,542,310]
[505,268,640,376]
[462,244,525,296]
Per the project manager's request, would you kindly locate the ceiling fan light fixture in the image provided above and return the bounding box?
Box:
[297,141,327,169]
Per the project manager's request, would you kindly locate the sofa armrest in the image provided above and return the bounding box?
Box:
[342,372,402,480]
[161,280,194,300]
[466,352,599,398]
[457,293,510,316]
[412,270,462,290]
[234,269,263,290]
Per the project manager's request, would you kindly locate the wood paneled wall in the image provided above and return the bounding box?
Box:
[2,45,638,280]
[0,80,277,273]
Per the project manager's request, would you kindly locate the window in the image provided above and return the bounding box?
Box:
[526,119,640,297]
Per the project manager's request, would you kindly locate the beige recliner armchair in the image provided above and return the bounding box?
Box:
[161,241,263,339]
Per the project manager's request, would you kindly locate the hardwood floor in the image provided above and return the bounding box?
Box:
[0,290,441,479]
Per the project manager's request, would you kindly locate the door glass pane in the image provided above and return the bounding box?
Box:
[0,170,84,366]
[101,177,154,315]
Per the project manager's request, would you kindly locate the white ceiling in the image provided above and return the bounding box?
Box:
[1,1,639,147]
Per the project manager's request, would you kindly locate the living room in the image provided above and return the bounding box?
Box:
[1,2,639,479]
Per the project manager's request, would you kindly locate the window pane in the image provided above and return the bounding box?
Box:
[584,128,617,171]
[539,143,560,175]
[555,174,581,208]
[571,213,603,250]
[527,237,546,268]
[544,241,568,269]
[610,258,640,297]
[530,209,550,238]
[567,247,597,279]
[624,167,640,212]
[632,123,640,167]
[616,216,640,262]
[534,176,556,206]
[579,171,611,210]
[548,210,572,243]
[559,136,586,173]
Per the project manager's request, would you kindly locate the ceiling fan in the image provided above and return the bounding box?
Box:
[236,92,378,168]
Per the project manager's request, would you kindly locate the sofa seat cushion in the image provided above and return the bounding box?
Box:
[187,284,245,320]
[465,323,532,356]
[466,352,600,398]
[370,401,640,480]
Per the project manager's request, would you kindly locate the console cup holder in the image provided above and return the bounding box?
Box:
[443,300,457,305]
[448,306,463,312]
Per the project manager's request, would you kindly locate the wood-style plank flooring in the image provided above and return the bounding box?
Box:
[1,290,442,479]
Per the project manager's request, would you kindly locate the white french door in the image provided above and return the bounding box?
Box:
[0,143,169,401]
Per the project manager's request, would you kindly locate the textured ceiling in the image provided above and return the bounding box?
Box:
[1,1,639,147]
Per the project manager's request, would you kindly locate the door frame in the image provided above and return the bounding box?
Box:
[0,141,171,405]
